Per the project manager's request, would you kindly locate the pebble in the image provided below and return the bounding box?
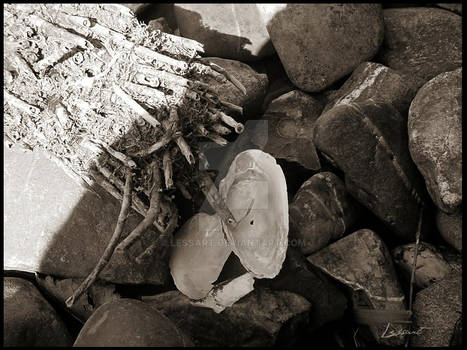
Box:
[4,277,72,347]
[74,299,193,346]
[378,7,462,89]
[262,90,324,170]
[314,101,426,242]
[174,4,275,61]
[410,271,462,346]
[324,61,418,116]
[266,4,384,92]
[308,229,408,346]
[408,68,462,214]
[289,172,360,254]
[143,287,311,347]
[391,242,452,289]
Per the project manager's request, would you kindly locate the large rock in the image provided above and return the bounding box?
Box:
[391,242,453,289]
[436,209,462,252]
[266,4,384,92]
[4,145,169,285]
[436,3,463,15]
[143,288,311,347]
[74,299,192,346]
[408,68,462,214]
[258,247,348,330]
[410,271,462,347]
[4,277,72,347]
[308,229,408,346]
[35,274,122,322]
[200,57,268,118]
[314,101,426,241]
[289,172,360,254]
[174,4,275,61]
[378,7,462,89]
[262,90,324,170]
[324,62,417,116]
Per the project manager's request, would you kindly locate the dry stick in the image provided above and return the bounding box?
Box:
[404,204,425,347]
[162,148,173,189]
[198,171,236,226]
[65,171,133,307]
[217,110,244,134]
[210,123,231,135]
[208,61,247,95]
[115,166,162,253]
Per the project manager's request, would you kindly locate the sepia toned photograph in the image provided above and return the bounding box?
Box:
[3,3,462,347]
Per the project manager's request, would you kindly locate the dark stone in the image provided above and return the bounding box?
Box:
[262,90,324,170]
[200,57,268,118]
[436,209,462,252]
[3,145,169,286]
[74,298,193,346]
[308,229,408,346]
[410,271,462,347]
[174,4,275,61]
[324,61,418,116]
[391,242,452,289]
[314,101,426,241]
[408,68,462,214]
[266,4,384,92]
[4,277,72,347]
[289,172,360,254]
[436,3,463,15]
[143,287,311,347]
[258,247,348,331]
[378,7,462,89]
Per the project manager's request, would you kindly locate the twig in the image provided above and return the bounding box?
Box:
[208,61,247,95]
[210,123,231,135]
[198,171,236,226]
[219,99,243,115]
[217,110,244,134]
[129,133,173,158]
[162,148,173,189]
[115,165,162,253]
[205,133,228,146]
[404,204,425,347]
[66,171,133,307]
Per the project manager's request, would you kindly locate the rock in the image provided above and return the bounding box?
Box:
[262,90,323,170]
[3,145,169,286]
[143,288,311,346]
[436,3,462,15]
[391,242,452,289]
[378,7,462,89]
[258,247,348,330]
[266,4,384,92]
[35,274,122,322]
[438,245,463,272]
[314,101,426,241]
[74,299,193,346]
[289,172,360,254]
[308,229,408,346]
[173,4,275,61]
[436,209,462,252]
[4,277,72,347]
[148,17,173,34]
[200,57,268,118]
[410,271,462,347]
[408,69,462,214]
[324,62,418,116]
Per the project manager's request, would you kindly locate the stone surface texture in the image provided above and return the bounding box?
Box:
[74,299,193,346]
[266,4,384,92]
[314,101,425,241]
[411,271,462,347]
[308,229,407,346]
[324,61,417,116]
[4,277,72,347]
[436,209,462,252]
[408,68,462,214]
[144,288,311,347]
[262,90,323,170]
[379,7,462,89]
[289,172,360,254]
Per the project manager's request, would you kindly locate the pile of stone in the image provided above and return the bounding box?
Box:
[4,3,461,347]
